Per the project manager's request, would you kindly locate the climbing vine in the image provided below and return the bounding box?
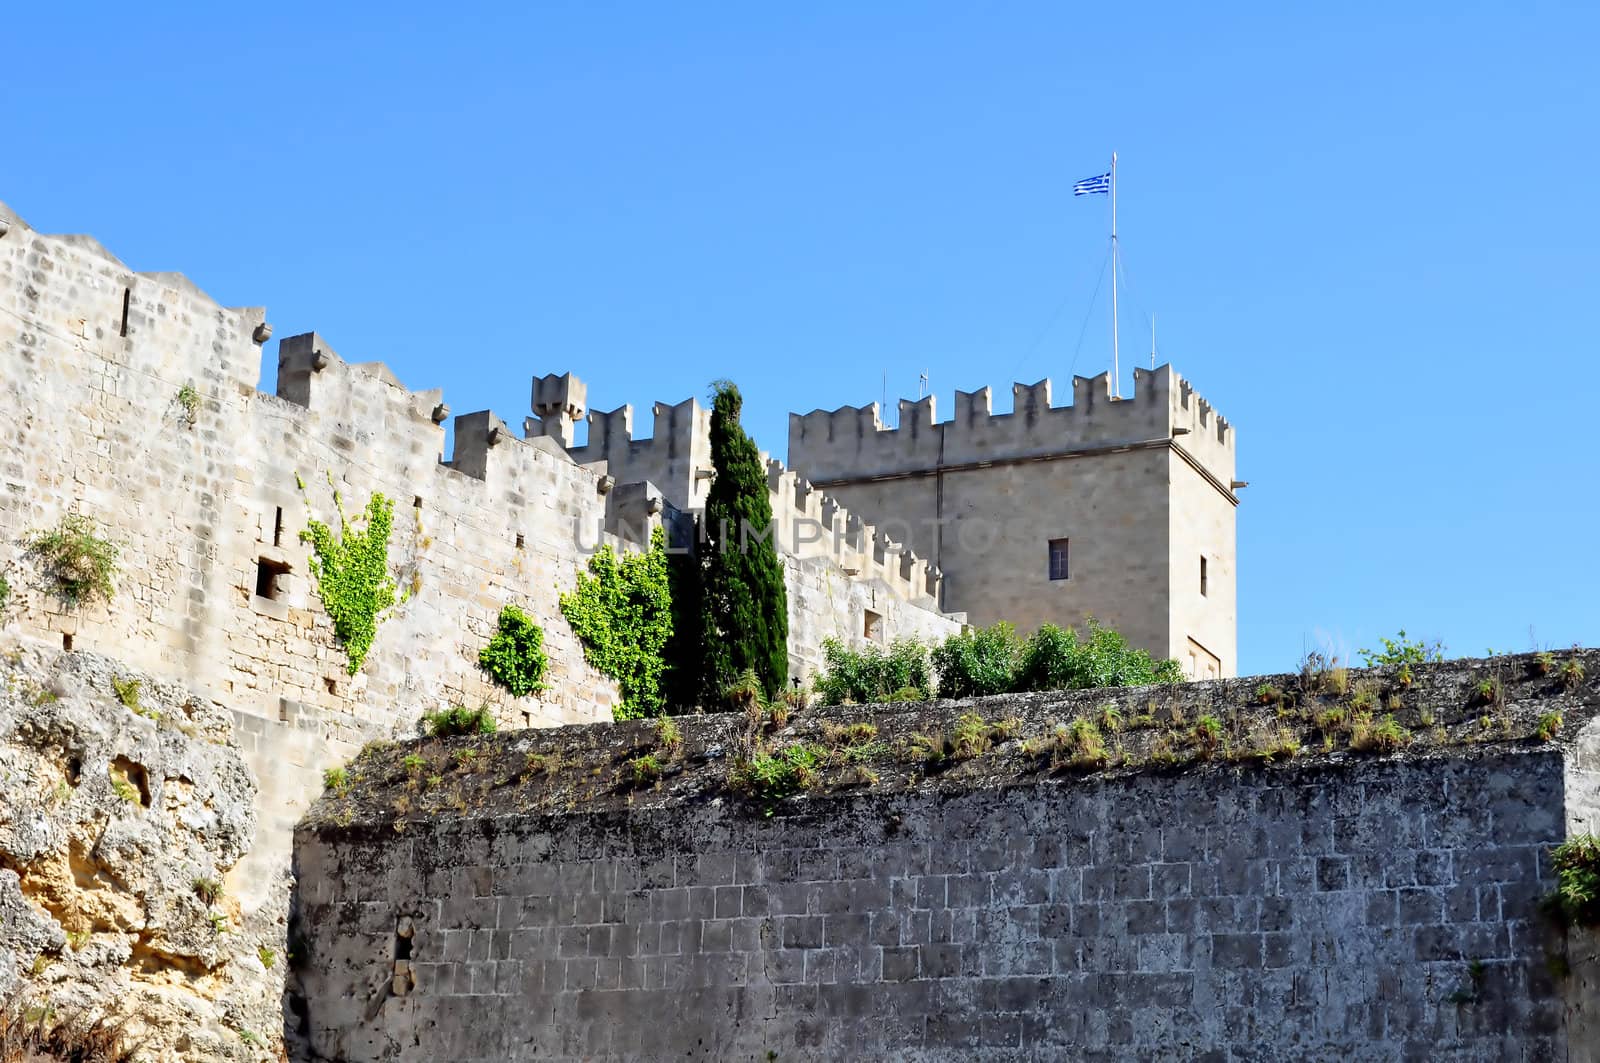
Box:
[479,604,549,697]
[560,528,674,720]
[299,479,397,675]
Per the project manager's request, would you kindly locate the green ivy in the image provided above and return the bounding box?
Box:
[560,528,674,720]
[479,605,549,697]
[300,488,397,675]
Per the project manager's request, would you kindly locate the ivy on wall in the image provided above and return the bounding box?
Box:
[299,478,397,675]
[560,528,674,720]
[479,604,550,697]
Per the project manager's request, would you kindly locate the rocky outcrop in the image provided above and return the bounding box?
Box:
[0,634,285,1061]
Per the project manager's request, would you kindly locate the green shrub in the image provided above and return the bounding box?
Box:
[0,572,9,613]
[950,712,992,760]
[627,753,662,785]
[1052,719,1107,771]
[192,877,223,905]
[322,767,350,795]
[28,514,119,607]
[423,705,498,737]
[728,743,824,815]
[560,528,675,719]
[1015,619,1184,692]
[1358,629,1446,668]
[176,382,200,425]
[479,605,549,697]
[1552,835,1600,927]
[654,716,683,753]
[932,623,1021,698]
[813,638,933,706]
[1350,712,1409,753]
[300,490,397,674]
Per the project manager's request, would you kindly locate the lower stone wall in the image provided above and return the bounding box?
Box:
[293,747,1582,1061]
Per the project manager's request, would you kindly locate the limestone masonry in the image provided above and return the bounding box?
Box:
[0,200,957,913]
[789,367,1239,678]
[295,652,1600,1061]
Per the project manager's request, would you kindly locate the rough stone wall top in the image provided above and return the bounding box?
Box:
[292,650,1600,1062]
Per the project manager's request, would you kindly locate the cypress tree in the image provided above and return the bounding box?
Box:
[700,380,789,701]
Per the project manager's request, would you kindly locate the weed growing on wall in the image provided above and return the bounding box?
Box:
[299,485,397,675]
[27,514,119,607]
[560,528,673,719]
[479,605,549,697]
[175,383,200,426]
[1550,835,1600,927]
[0,572,9,614]
[423,704,499,737]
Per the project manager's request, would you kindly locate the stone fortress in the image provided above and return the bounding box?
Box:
[4,198,1600,1063]
[790,368,1238,680]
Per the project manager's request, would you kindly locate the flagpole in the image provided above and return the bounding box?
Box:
[1110,151,1120,398]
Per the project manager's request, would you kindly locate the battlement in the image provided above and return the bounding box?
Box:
[545,376,943,606]
[788,364,1235,487]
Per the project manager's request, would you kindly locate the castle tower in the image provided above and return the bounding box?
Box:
[787,365,1239,678]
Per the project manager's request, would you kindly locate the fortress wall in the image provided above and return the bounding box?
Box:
[0,204,629,904]
[291,652,1600,1061]
[1169,448,1238,679]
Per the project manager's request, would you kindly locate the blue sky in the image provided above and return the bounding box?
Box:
[4,2,1596,674]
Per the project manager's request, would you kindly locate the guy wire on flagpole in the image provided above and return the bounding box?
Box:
[1112,152,1123,398]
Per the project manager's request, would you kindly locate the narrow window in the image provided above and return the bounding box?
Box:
[119,288,130,337]
[255,557,291,601]
[413,496,423,510]
[272,506,284,547]
[324,677,338,696]
[1200,555,1208,597]
[863,609,883,642]
[62,633,74,651]
[1048,538,1070,581]
[515,533,526,550]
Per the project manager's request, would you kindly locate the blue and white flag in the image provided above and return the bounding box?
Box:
[1073,172,1111,196]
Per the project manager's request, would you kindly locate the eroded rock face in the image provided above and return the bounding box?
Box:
[0,635,285,1061]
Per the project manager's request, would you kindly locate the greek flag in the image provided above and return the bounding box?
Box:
[1073,172,1111,196]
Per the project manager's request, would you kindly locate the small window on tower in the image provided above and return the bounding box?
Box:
[1200,555,1208,597]
[1048,539,1070,581]
[255,557,292,602]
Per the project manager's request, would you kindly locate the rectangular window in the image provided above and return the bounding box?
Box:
[1048,539,1070,581]
[1200,555,1208,597]
[863,609,883,642]
[255,557,291,602]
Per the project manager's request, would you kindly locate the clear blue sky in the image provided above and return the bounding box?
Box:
[5,2,1596,675]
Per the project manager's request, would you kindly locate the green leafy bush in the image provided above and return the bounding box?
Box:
[813,638,933,705]
[1551,835,1600,927]
[478,605,549,697]
[27,514,119,607]
[1358,630,1446,668]
[0,572,9,613]
[1015,619,1184,691]
[932,623,1021,698]
[560,529,674,719]
[728,743,824,815]
[300,490,397,674]
[423,705,498,737]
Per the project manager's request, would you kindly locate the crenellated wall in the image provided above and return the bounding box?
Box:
[535,380,964,677]
[0,200,640,907]
[787,366,1239,676]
